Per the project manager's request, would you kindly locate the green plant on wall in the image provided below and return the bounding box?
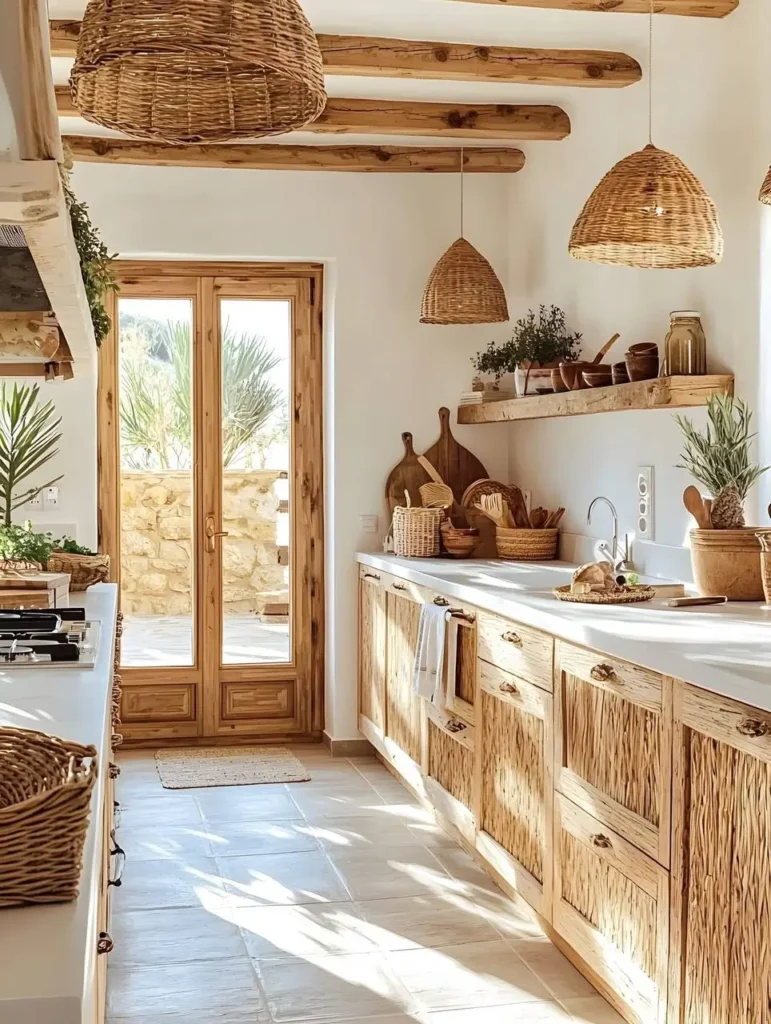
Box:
[473,305,582,393]
[0,383,63,527]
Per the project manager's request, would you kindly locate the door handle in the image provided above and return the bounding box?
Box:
[205,514,229,554]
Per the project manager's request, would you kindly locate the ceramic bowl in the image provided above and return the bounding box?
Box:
[612,361,630,385]
[559,361,591,391]
[582,366,613,388]
[627,342,658,356]
[551,367,569,393]
[625,352,660,382]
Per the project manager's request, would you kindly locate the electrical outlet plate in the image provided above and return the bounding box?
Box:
[44,486,59,508]
[637,466,654,541]
[27,493,42,509]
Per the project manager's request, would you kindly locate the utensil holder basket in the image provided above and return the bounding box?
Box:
[393,506,444,558]
[0,727,98,907]
[496,528,559,561]
[47,552,110,590]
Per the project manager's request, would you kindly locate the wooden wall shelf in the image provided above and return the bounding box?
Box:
[457,375,734,424]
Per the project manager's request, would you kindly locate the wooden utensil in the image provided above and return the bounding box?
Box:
[509,485,532,529]
[417,456,454,509]
[423,407,488,505]
[545,507,565,529]
[478,493,508,529]
[683,486,712,530]
[530,507,548,529]
[666,596,728,608]
[385,433,431,513]
[591,333,621,364]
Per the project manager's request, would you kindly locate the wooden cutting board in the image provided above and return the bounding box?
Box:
[385,432,432,513]
[423,407,488,505]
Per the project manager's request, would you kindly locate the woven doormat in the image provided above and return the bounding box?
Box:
[155,747,311,789]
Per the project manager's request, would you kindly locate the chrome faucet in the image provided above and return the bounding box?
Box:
[586,496,633,573]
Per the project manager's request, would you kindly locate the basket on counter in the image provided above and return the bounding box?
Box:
[47,552,110,591]
[496,527,559,561]
[392,494,444,558]
[0,727,98,907]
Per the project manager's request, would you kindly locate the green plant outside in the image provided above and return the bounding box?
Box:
[0,383,63,527]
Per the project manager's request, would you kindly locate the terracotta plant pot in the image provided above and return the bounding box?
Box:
[690,529,764,601]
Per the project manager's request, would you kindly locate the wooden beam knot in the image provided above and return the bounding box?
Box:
[586,64,604,79]
[447,109,479,129]
[476,47,491,60]
[434,47,450,62]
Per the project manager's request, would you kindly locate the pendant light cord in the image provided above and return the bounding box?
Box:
[460,146,465,239]
[648,0,654,145]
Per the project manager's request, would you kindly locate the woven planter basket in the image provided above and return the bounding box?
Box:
[393,505,444,558]
[421,238,509,325]
[47,552,110,591]
[71,0,326,143]
[569,145,723,269]
[496,528,558,561]
[0,727,97,907]
[759,167,771,206]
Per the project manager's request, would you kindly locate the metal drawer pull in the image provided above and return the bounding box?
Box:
[392,583,407,591]
[434,596,450,606]
[591,834,613,850]
[97,932,114,955]
[499,681,519,696]
[737,718,770,738]
[501,631,523,647]
[109,762,121,780]
[363,572,381,582]
[445,718,467,734]
[109,832,126,887]
[590,663,617,683]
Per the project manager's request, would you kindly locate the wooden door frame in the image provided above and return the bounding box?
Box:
[97,260,325,743]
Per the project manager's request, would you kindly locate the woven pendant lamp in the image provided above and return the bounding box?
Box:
[421,151,509,325]
[71,0,326,144]
[759,167,771,206]
[569,2,722,269]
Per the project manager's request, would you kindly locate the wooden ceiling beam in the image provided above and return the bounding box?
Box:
[50,21,639,86]
[442,0,737,15]
[56,88,569,141]
[63,135,526,173]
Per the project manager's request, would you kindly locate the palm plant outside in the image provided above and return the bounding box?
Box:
[0,383,63,527]
[120,316,286,470]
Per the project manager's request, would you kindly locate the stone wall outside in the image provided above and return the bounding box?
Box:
[120,470,288,615]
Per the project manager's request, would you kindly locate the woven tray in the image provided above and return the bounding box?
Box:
[553,585,655,605]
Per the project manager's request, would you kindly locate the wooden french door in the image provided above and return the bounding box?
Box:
[98,262,324,743]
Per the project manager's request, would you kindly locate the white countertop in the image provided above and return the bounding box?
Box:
[358,554,771,713]
[0,584,119,1024]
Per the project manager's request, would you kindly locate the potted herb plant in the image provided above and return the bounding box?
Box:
[473,305,582,396]
[0,522,54,570]
[675,395,770,600]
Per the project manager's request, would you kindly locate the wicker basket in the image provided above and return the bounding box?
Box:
[393,502,444,558]
[569,145,723,269]
[47,551,110,591]
[421,238,509,325]
[759,167,771,206]
[71,0,326,143]
[496,528,558,561]
[0,727,97,907]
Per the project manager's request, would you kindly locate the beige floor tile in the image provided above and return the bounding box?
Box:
[111,856,225,913]
[428,846,505,892]
[356,894,502,951]
[117,823,213,862]
[560,996,626,1023]
[196,784,301,823]
[235,901,377,959]
[387,939,552,1012]
[303,814,438,852]
[117,792,204,827]
[425,1003,571,1022]
[289,786,387,819]
[216,849,351,907]
[256,951,415,1021]
[110,906,247,966]
[206,819,321,857]
[107,958,268,1020]
[326,844,452,902]
[405,820,458,850]
[517,945,598,999]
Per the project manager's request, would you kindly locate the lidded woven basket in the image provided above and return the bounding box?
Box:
[71,0,327,143]
[0,727,97,907]
[421,238,509,325]
[569,145,723,269]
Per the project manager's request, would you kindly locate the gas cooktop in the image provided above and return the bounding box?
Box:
[0,608,99,667]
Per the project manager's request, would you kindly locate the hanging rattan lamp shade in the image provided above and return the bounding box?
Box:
[759,167,771,205]
[569,145,723,269]
[421,239,509,325]
[71,0,327,144]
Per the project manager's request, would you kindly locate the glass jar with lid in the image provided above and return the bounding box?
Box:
[663,311,707,375]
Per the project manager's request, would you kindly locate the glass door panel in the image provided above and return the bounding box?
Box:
[218,298,292,666]
[117,298,196,667]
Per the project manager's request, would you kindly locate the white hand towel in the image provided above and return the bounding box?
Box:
[413,603,449,706]
[443,616,459,712]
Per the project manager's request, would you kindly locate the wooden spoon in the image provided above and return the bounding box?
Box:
[591,333,621,364]
[509,486,532,529]
[683,486,712,530]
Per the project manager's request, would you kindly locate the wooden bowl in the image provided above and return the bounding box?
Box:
[611,361,630,385]
[550,367,568,393]
[559,361,590,391]
[628,342,658,355]
[582,366,613,389]
[441,524,480,559]
[625,352,659,382]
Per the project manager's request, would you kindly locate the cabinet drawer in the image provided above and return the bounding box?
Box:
[554,795,669,1024]
[477,611,553,691]
[425,703,475,843]
[555,641,672,867]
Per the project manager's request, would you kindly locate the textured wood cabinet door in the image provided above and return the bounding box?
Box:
[555,641,672,866]
[554,794,669,1024]
[358,571,387,734]
[425,702,476,843]
[670,683,771,1024]
[385,589,423,764]
[476,659,553,918]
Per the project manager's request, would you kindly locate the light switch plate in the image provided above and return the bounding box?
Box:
[637,467,654,541]
[44,485,60,508]
[360,514,378,534]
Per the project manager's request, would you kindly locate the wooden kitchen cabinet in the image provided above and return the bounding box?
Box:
[384,587,423,764]
[358,570,387,733]
[476,659,553,918]
[477,609,554,691]
[425,703,476,843]
[669,683,771,1024]
[555,641,672,866]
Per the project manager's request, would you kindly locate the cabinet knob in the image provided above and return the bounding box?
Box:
[590,663,616,683]
[737,718,770,738]
[392,583,407,592]
[501,631,522,647]
[362,572,381,582]
[499,681,519,696]
[445,718,467,734]
[591,833,613,850]
[97,932,114,955]
[433,596,450,607]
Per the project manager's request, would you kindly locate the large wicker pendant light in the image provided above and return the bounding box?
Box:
[759,167,771,205]
[421,151,509,325]
[569,2,722,269]
[71,0,327,144]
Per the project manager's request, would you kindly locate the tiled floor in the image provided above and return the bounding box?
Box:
[109,747,624,1024]
[122,615,290,667]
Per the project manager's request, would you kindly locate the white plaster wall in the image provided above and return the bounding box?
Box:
[505,3,769,554]
[68,162,511,738]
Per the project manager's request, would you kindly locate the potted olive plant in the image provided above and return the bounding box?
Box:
[473,305,582,396]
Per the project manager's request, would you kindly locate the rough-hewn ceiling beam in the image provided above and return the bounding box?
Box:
[56,89,570,141]
[63,135,527,173]
[443,0,736,14]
